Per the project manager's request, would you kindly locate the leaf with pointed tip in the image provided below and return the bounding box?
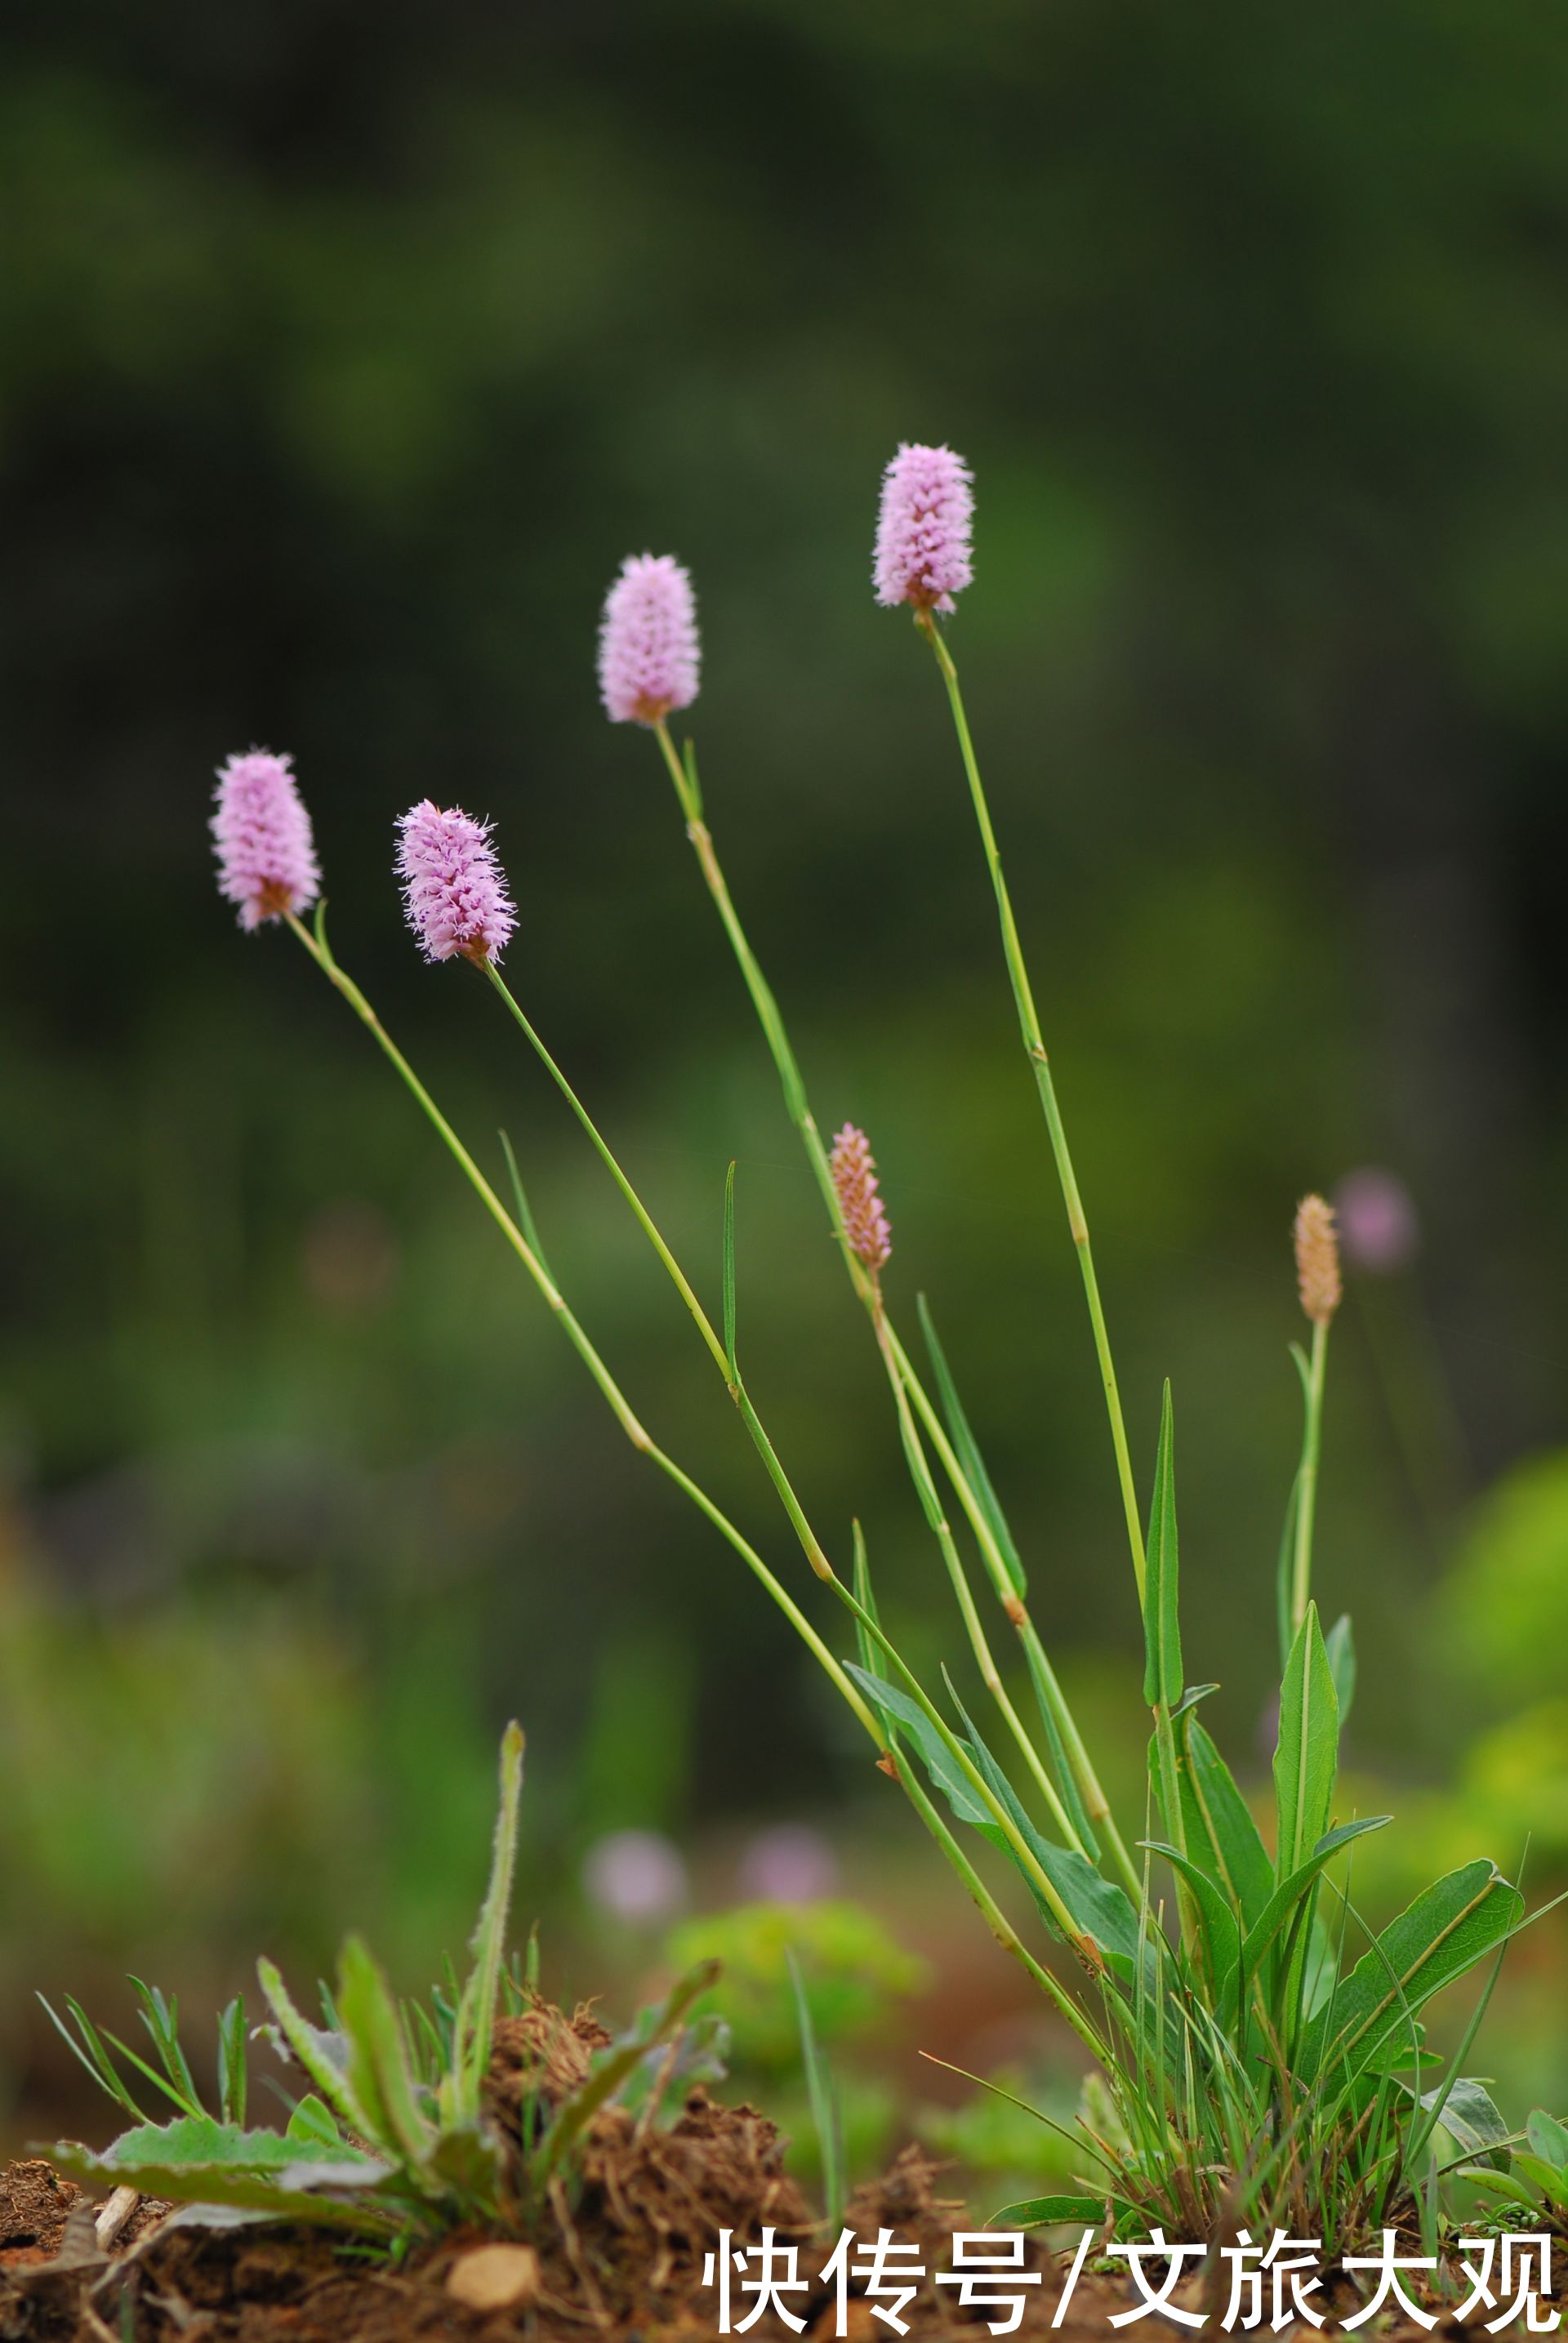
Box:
[1274,1606,1338,1883]
[1239,1817,1391,1980]
[336,1936,434,2173]
[256,1961,372,2142]
[1177,1718,1274,1935]
[51,2140,393,2234]
[990,2194,1107,2229]
[449,1722,524,2123]
[1419,2078,1511,2171]
[1526,2109,1568,2171]
[916,1295,1025,1596]
[1141,1840,1241,2012]
[1300,1860,1524,2087]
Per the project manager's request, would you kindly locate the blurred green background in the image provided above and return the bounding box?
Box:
[5,0,1568,2177]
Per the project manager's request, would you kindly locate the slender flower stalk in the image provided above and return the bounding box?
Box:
[1290,1195,1341,1646]
[480,955,1092,1861]
[639,713,1141,1901]
[910,598,1148,1610]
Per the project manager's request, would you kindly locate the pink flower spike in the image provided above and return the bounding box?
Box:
[873,442,974,615]
[211,748,321,931]
[831,1123,892,1273]
[396,800,516,966]
[598,553,701,724]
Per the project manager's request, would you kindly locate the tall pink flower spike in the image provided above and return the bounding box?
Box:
[831,1124,893,1272]
[598,553,701,724]
[396,800,516,966]
[873,443,974,615]
[211,749,321,930]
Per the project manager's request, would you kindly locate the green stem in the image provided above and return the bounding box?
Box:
[652,718,1138,1893]
[917,615,1148,1609]
[283,912,874,1741]
[869,1302,1086,1854]
[1290,1317,1329,1642]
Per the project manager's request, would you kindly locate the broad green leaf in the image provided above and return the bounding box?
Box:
[1142,1383,1182,1710]
[916,1295,1025,1596]
[286,2096,345,2150]
[336,1936,435,2171]
[946,1680,1143,1971]
[1526,2109,1568,2171]
[1422,2078,1511,2171]
[844,1665,992,1832]
[991,2194,1106,2228]
[1300,1860,1524,2086]
[256,1959,372,2141]
[1324,1614,1356,1728]
[1178,1718,1274,1935]
[51,2142,393,2234]
[1239,1818,1391,1979]
[1273,1604,1338,1882]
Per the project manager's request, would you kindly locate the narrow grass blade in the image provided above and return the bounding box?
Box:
[786,1948,843,2228]
[452,1722,525,2121]
[1302,1861,1524,2086]
[1142,1383,1182,1710]
[36,1997,145,2123]
[497,1130,554,1282]
[915,1295,1025,1596]
[217,1997,247,2128]
[336,1935,436,2173]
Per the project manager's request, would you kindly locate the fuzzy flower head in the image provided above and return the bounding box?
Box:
[396,800,516,966]
[211,748,320,931]
[831,1124,892,1273]
[598,553,701,724]
[873,443,974,615]
[1294,1193,1343,1328]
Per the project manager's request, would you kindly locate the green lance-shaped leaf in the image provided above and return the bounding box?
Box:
[1299,1859,1525,2087]
[78,2114,379,2175]
[850,1522,884,1707]
[1419,2078,1512,2171]
[1142,1383,1182,1711]
[1526,2109,1568,2171]
[217,1996,247,2128]
[1140,1839,1243,2014]
[1238,1817,1391,1982]
[1176,1717,1274,1935]
[991,2194,1110,2229]
[786,1947,844,2229]
[448,1722,525,2123]
[1273,1603,1338,1883]
[336,1935,437,2175]
[1019,1637,1101,1864]
[50,2140,396,2234]
[844,1664,1141,1972]
[916,1295,1026,1597]
[256,1958,376,2144]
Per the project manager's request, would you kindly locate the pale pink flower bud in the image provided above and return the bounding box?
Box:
[831,1124,892,1272]
[396,800,516,966]
[211,748,321,931]
[873,443,973,614]
[598,553,701,724]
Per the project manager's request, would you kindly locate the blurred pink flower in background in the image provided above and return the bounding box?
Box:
[581,1829,688,1924]
[738,1823,839,1905]
[1333,1167,1421,1275]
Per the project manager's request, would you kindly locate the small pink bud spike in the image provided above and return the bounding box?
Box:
[396,800,516,966]
[598,553,701,724]
[211,748,321,930]
[873,443,974,615]
[1294,1194,1343,1327]
[830,1124,893,1273]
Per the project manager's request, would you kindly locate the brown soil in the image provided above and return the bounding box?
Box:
[0,2025,1503,2342]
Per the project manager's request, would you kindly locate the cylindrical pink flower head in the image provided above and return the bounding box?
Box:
[396,800,516,966]
[598,553,701,724]
[211,748,321,931]
[831,1124,892,1273]
[873,443,973,614]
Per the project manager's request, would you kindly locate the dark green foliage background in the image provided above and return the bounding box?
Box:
[4,0,1568,2139]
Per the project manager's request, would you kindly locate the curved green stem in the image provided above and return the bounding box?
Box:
[283,912,873,1740]
[1290,1318,1329,1643]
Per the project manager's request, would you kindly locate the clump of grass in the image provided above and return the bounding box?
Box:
[197,448,1563,2257]
[43,1726,724,2241]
